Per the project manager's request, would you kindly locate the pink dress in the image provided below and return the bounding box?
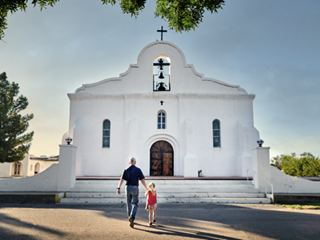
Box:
[146,190,157,206]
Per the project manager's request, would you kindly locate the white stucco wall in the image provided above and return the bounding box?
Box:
[0,145,76,192]
[252,147,320,193]
[0,154,58,177]
[0,154,29,177]
[0,162,13,177]
[67,41,259,177]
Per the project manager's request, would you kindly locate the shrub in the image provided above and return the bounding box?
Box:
[279,153,320,177]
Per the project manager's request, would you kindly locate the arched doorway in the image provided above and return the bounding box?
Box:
[34,163,40,175]
[150,141,173,176]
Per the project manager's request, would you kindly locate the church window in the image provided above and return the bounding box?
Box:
[157,112,166,129]
[212,120,221,148]
[12,162,22,176]
[153,58,170,91]
[103,119,111,148]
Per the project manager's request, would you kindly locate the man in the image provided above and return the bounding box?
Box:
[117,157,148,228]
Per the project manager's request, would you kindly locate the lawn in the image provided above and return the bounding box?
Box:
[275,203,320,210]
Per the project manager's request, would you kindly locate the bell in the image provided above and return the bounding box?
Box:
[158,82,166,91]
[158,71,165,79]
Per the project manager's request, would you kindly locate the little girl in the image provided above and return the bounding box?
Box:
[145,182,157,226]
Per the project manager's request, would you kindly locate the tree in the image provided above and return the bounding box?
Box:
[272,152,320,177]
[0,72,34,163]
[270,153,296,170]
[300,152,314,158]
[0,0,225,40]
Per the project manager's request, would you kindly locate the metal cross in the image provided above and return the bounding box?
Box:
[157,26,167,41]
[153,58,170,70]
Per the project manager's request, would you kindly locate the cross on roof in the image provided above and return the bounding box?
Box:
[157,26,167,41]
[153,58,170,70]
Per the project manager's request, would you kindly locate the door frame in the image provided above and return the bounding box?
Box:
[144,134,180,176]
[149,140,174,176]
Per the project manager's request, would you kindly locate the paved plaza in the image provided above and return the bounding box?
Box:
[0,203,319,240]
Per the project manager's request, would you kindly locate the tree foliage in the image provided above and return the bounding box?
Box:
[0,72,34,163]
[0,0,225,40]
[271,152,320,177]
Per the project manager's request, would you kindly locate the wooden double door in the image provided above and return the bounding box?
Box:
[150,141,174,176]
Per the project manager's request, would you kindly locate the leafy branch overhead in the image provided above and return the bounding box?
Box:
[0,0,225,40]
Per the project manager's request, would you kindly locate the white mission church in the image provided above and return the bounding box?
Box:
[1,39,318,201]
[65,40,259,178]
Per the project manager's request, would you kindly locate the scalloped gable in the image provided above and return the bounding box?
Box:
[74,41,247,94]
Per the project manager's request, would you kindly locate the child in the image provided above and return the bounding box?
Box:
[145,182,157,226]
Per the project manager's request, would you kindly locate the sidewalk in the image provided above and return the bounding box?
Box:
[0,203,319,239]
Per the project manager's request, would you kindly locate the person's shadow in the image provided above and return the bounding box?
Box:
[133,222,240,240]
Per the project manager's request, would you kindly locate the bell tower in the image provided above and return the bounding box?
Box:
[153,57,170,91]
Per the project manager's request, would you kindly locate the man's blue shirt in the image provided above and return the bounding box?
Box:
[121,165,145,186]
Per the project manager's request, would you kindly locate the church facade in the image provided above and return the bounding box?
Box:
[66,41,259,177]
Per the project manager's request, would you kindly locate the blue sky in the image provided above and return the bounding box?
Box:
[0,0,319,158]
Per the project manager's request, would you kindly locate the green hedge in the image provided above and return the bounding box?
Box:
[281,155,320,177]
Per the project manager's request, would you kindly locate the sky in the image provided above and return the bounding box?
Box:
[0,0,319,159]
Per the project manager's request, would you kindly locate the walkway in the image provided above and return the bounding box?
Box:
[0,203,319,239]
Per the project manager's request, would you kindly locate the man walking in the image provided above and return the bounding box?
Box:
[117,157,148,228]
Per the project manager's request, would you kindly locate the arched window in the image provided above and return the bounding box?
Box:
[12,162,22,176]
[103,120,111,148]
[157,112,166,129]
[212,119,221,148]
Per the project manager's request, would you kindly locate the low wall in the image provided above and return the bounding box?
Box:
[0,192,64,204]
[253,147,320,194]
[0,165,58,191]
[0,145,77,192]
[274,194,320,204]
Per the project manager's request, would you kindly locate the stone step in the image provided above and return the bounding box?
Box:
[66,192,265,198]
[59,180,270,205]
[59,197,271,204]
[71,187,258,193]
[73,180,254,186]
[71,183,256,192]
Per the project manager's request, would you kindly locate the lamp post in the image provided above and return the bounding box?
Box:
[257,139,264,147]
[65,137,73,145]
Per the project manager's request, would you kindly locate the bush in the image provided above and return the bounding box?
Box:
[279,153,320,177]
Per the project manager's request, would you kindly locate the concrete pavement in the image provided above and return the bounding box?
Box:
[0,203,319,239]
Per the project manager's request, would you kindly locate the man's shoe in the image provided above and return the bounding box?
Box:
[129,218,134,228]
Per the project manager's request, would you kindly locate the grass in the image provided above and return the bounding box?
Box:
[275,202,320,210]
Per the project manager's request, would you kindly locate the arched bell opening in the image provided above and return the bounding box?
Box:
[153,57,171,91]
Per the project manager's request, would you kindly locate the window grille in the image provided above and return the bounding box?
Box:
[158,112,166,129]
[103,120,111,148]
[213,119,221,148]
